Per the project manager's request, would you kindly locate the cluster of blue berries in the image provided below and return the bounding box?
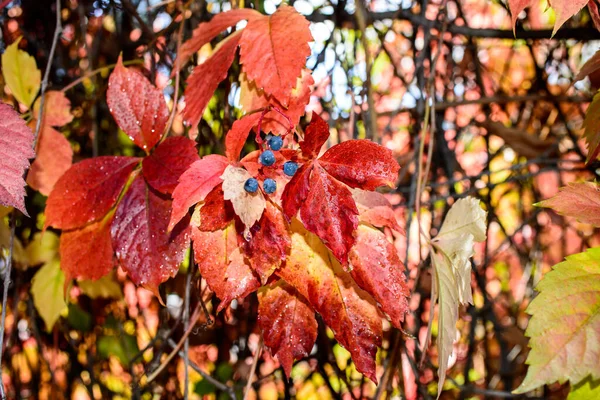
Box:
[244,134,299,194]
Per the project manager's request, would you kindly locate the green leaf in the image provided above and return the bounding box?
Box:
[513,248,600,394]
[67,303,92,332]
[31,259,67,332]
[78,273,122,299]
[1,37,41,108]
[97,334,139,366]
[568,377,600,399]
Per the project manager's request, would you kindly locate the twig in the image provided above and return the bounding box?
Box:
[242,336,263,400]
[183,246,194,399]
[60,59,144,93]
[166,338,238,400]
[0,212,16,399]
[33,0,63,148]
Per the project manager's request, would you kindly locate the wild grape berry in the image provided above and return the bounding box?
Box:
[263,178,277,194]
[244,178,259,193]
[259,150,276,166]
[283,161,299,176]
[268,135,283,151]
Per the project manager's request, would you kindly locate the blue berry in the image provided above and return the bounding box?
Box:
[283,161,299,176]
[268,135,283,151]
[244,178,259,193]
[259,150,276,166]
[263,178,277,194]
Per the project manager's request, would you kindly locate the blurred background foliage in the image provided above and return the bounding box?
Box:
[1,0,599,398]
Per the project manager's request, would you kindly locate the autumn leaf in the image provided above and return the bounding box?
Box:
[191,223,260,312]
[300,112,330,159]
[589,0,600,32]
[225,113,262,162]
[258,280,317,377]
[78,272,122,300]
[221,165,266,236]
[575,49,600,83]
[349,225,409,328]
[507,0,535,32]
[582,90,600,163]
[278,219,382,382]
[33,91,73,127]
[426,197,487,398]
[536,182,600,226]
[106,55,169,152]
[169,155,229,231]
[239,69,313,135]
[183,32,243,128]
[0,103,35,215]
[513,247,600,394]
[25,231,59,266]
[45,156,140,230]
[244,201,291,283]
[239,5,312,106]
[1,37,41,108]
[27,123,73,196]
[196,184,235,232]
[60,216,114,281]
[111,175,190,295]
[31,259,67,332]
[550,0,589,36]
[568,377,600,399]
[142,136,199,195]
[352,188,403,233]
[176,8,261,70]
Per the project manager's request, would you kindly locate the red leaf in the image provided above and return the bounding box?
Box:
[300,112,329,159]
[349,225,409,328]
[589,0,600,31]
[33,90,73,127]
[26,123,73,196]
[142,136,199,194]
[239,5,312,106]
[197,184,234,231]
[319,140,399,190]
[106,55,169,152]
[575,48,600,83]
[45,156,139,230]
[299,165,358,264]
[0,103,34,215]
[239,69,313,135]
[352,188,403,233]
[225,112,262,162]
[183,32,242,128]
[278,220,382,382]
[60,217,114,281]
[169,155,229,231]
[281,163,313,219]
[191,224,260,312]
[245,202,291,283]
[258,280,317,377]
[537,182,600,226]
[176,8,261,70]
[508,0,536,31]
[111,175,190,294]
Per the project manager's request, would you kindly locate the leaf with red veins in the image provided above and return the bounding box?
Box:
[60,216,114,282]
[299,164,358,264]
[169,155,229,231]
[106,55,169,152]
[45,156,140,230]
[111,175,190,294]
[142,137,199,195]
[33,90,73,127]
[183,31,242,129]
[281,163,313,219]
[258,280,317,377]
[278,219,382,382]
[319,140,399,190]
[537,182,600,227]
[191,223,260,312]
[225,112,262,162]
[239,5,312,106]
[176,8,261,71]
[27,123,73,196]
[221,165,266,235]
[245,201,291,283]
[198,184,234,231]
[239,70,314,135]
[0,103,34,215]
[349,225,409,329]
[300,113,330,159]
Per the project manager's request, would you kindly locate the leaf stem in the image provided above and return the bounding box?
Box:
[60,59,144,93]
[242,336,263,400]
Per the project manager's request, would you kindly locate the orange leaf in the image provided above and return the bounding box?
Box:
[33,91,73,127]
[537,182,600,226]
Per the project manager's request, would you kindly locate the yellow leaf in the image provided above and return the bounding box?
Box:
[0,217,26,266]
[25,231,59,266]
[31,258,67,332]
[1,37,41,108]
[78,273,122,299]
